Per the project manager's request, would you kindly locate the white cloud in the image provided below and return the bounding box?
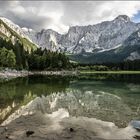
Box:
[0,1,140,33]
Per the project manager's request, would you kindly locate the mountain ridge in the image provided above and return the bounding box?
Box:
[23,15,140,54]
[1,15,140,64]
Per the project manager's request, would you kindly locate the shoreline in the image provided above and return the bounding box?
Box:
[0,69,140,81]
[31,70,78,76]
[80,70,140,74]
[0,69,78,81]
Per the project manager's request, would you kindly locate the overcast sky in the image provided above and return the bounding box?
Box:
[0,1,140,33]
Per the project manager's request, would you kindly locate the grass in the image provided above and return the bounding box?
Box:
[79,70,140,74]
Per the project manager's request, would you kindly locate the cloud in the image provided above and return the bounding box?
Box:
[61,1,140,26]
[0,1,140,33]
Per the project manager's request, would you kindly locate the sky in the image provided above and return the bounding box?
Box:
[0,1,140,33]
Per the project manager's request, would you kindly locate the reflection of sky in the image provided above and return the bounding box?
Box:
[132,11,140,23]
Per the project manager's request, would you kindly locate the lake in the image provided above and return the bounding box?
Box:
[0,74,140,139]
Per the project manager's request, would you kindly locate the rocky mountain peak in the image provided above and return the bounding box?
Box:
[114,15,131,22]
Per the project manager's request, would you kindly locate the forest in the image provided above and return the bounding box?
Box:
[0,38,72,70]
[76,60,140,71]
[0,37,140,71]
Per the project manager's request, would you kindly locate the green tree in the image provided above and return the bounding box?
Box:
[0,47,16,67]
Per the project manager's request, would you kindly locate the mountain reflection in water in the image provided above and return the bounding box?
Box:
[0,74,140,128]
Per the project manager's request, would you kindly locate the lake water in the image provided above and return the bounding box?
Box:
[0,75,140,127]
[0,74,140,129]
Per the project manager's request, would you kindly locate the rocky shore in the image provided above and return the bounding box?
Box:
[0,69,29,80]
[32,70,78,76]
[0,69,78,81]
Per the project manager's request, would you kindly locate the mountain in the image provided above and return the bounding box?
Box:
[0,17,37,68]
[22,15,140,63]
[1,15,140,64]
[60,15,140,54]
[23,28,62,51]
[0,17,37,52]
[24,15,140,53]
[69,29,140,64]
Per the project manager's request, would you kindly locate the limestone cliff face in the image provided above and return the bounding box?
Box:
[24,15,140,54]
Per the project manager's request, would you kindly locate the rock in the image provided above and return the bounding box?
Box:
[69,128,74,132]
[5,134,9,139]
[0,127,5,134]
[4,127,8,131]
[130,121,140,131]
[133,135,140,140]
[26,130,34,137]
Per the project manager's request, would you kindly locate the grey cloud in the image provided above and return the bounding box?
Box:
[0,1,140,33]
[60,1,104,25]
[0,1,59,31]
[6,12,53,31]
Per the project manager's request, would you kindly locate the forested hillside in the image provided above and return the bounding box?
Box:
[0,18,71,70]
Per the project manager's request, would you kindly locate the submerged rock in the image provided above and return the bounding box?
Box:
[134,135,140,140]
[130,121,140,131]
[69,128,74,132]
[26,130,34,137]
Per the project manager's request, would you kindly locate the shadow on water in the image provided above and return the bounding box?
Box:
[0,74,140,127]
[78,73,140,83]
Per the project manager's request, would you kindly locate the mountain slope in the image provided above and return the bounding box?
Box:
[69,45,140,64]
[0,18,37,52]
[1,17,29,39]
[0,18,37,68]
[69,31,140,64]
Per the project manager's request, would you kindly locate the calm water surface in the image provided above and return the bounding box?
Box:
[0,74,140,127]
